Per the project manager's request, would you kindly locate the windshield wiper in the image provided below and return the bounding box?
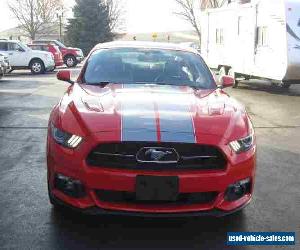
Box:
[135,81,203,90]
[85,81,204,90]
[189,85,203,91]
[86,81,121,87]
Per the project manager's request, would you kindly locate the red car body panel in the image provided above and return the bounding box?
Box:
[32,40,84,66]
[47,42,256,216]
[48,45,64,67]
[59,47,81,60]
[28,44,64,67]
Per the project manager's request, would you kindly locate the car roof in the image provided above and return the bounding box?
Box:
[28,43,51,46]
[33,39,56,42]
[0,40,19,43]
[94,41,200,54]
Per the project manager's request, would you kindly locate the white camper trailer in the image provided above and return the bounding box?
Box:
[201,0,300,88]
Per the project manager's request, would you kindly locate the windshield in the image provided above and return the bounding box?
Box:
[18,41,30,51]
[83,48,215,89]
[55,40,66,48]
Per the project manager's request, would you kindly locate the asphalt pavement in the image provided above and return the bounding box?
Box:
[0,70,299,250]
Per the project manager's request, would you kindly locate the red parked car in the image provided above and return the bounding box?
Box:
[28,43,64,67]
[33,40,84,68]
[47,41,256,217]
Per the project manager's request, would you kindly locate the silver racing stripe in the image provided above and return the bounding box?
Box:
[156,91,196,143]
[119,85,196,143]
[120,86,157,141]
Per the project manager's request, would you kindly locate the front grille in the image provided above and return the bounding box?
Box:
[95,190,218,205]
[86,142,226,170]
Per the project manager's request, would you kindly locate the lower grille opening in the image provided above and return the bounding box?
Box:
[95,190,218,205]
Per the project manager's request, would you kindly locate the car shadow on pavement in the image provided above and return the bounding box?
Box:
[3,68,81,79]
[0,79,12,84]
[5,71,58,77]
[48,208,248,250]
[3,65,83,78]
[237,81,300,97]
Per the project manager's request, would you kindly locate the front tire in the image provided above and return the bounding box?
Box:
[48,178,60,208]
[228,68,239,88]
[272,81,291,90]
[64,55,77,68]
[30,59,45,74]
[49,66,56,72]
[218,66,227,82]
[47,170,60,208]
[281,82,291,89]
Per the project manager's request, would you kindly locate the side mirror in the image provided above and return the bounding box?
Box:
[57,70,74,84]
[220,75,234,88]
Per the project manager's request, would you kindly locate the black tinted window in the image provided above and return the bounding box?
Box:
[84,48,215,89]
[8,43,23,51]
[0,42,8,51]
[31,45,46,51]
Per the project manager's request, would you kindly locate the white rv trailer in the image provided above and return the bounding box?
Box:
[200,0,300,88]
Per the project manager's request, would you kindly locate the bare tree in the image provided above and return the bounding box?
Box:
[8,0,64,40]
[174,0,202,44]
[104,0,125,32]
[174,0,229,44]
[201,0,228,9]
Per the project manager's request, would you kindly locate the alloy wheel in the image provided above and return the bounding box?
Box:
[32,62,42,73]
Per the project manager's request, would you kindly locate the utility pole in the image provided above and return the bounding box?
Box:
[56,10,64,42]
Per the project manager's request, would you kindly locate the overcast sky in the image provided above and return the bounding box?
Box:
[0,0,192,33]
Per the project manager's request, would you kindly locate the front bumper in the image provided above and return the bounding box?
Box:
[0,62,11,74]
[47,133,256,216]
[51,193,251,217]
[5,65,11,73]
[44,59,56,71]
[45,64,55,71]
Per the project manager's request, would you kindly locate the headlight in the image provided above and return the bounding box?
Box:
[50,123,83,148]
[229,133,254,153]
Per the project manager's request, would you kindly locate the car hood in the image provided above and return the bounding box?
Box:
[65,47,82,52]
[66,47,79,50]
[54,83,250,142]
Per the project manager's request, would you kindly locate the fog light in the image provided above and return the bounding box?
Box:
[54,174,86,198]
[225,178,251,201]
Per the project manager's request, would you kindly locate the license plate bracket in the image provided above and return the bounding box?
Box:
[136,176,179,201]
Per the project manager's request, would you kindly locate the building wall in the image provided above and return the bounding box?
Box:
[0,23,63,43]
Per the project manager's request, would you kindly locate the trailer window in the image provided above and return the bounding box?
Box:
[238,17,241,35]
[216,28,224,45]
[256,26,268,47]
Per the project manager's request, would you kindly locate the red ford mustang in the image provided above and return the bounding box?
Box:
[47,41,256,216]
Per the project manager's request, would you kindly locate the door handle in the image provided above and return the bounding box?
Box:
[9,53,13,55]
